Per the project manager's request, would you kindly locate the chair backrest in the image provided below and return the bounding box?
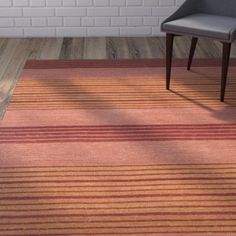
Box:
[198,0,236,17]
[161,0,236,30]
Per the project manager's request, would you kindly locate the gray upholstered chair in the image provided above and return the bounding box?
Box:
[161,0,236,102]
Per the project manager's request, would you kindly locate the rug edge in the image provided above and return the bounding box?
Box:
[23,58,236,69]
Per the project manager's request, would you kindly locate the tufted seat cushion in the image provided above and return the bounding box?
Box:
[162,13,236,41]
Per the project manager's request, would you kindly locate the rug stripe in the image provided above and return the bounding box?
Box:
[1,124,235,143]
[23,58,236,69]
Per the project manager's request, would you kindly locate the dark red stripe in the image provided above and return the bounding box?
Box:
[2,187,236,194]
[0,130,236,137]
[1,183,236,189]
[0,163,235,168]
[1,137,236,144]
[2,130,236,135]
[1,172,236,178]
[2,204,236,212]
[1,135,235,141]
[6,232,236,236]
[2,127,234,132]
[13,90,236,94]
[2,172,236,179]
[1,218,236,226]
[23,58,236,69]
[5,232,236,236]
[1,177,236,184]
[1,199,236,207]
[1,124,235,129]
[1,130,236,136]
[10,98,236,102]
[1,193,236,201]
[2,224,236,232]
[1,167,236,174]
[1,211,236,219]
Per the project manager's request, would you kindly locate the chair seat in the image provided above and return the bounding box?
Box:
[162,13,236,41]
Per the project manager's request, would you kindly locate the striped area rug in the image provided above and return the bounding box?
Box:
[0,59,236,235]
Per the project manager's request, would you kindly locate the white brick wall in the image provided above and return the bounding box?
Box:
[0,0,185,37]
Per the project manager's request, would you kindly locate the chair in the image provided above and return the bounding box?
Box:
[161,0,236,102]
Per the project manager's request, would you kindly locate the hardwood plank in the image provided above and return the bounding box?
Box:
[197,38,221,58]
[173,36,190,58]
[215,40,236,58]
[83,38,106,59]
[106,37,130,59]
[70,38,84,59]
[59,38,73,60]
[127,37,153,59]
[0,39,21,80]
[126,38,141,58]
[27,38,49,60]
[0,39,8,57]
[146,37,165,58]
[39,38,63,59]
[60,38,84,59]
[231,42,236,57]
[0,39,31,119]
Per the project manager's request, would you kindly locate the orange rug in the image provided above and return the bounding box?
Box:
[0,59,236,235]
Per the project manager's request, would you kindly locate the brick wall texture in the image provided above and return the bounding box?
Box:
[0,0,185,37]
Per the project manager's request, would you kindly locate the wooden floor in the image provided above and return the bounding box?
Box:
[1,37,236,119]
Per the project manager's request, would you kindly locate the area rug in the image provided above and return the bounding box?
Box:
[0,59,236,235]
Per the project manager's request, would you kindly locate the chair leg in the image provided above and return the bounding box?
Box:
[221,42,231,102]
[166,33,175,90]
[187,37,198,70]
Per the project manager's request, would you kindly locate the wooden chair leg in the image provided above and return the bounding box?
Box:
[187,37,198,70]
[221,42,231,102]
[166,33,175,90]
